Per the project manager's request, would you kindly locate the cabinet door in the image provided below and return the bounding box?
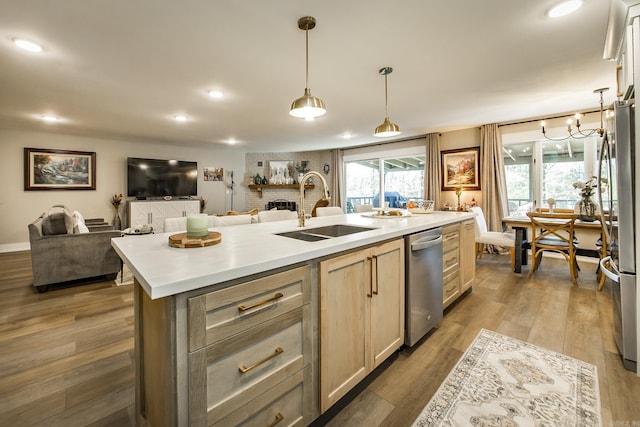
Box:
[319,249,370,413]
[370,239,404,369]
[460,219,475,293]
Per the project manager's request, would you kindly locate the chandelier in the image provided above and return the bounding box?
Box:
[540,88,609,141]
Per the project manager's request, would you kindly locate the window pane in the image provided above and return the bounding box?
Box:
[345,160,379,212]
[503,142,532,214]
[541,139,585,209]
[383,156,425,208]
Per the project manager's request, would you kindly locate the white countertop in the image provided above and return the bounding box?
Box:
[111,211,473,299]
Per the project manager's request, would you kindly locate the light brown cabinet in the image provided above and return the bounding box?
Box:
[442,223,461,308]
[318,239,404,413]
[442,220,475,308]
[135,264,313,426]
[460,219,476,293]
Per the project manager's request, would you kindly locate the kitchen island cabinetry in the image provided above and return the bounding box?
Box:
[460,219,475,293]
[442,223,461,308]
[318,238,404,413]
[136,264,314,426]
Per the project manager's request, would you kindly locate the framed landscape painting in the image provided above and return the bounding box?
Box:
[24,148,96,190]
[441,147,480,191]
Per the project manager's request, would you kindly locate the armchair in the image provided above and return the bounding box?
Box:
[28,207,122,293]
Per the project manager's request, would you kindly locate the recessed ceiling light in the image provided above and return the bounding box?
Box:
[13,38,43,52]
[174,115,188,122]
[41,115,59,122]
[547,0,583,18]
[226,138,237,145]
[342,132,353,139]
[208,90,224,99]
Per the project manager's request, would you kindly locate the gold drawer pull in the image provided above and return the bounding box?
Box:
[238,292,284,312]
[267,412,284,427]
[239,347,284,373]
[445,257,457,264]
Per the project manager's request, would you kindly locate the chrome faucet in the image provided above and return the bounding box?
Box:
[298,171,330,227]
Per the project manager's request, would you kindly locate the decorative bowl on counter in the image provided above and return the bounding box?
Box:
[407,200,434,214]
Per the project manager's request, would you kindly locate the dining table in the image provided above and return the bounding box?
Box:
[501,215,604,273]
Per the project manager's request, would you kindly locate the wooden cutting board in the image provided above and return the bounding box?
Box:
[168,231,222,248]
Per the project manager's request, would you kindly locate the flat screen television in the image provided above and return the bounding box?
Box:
[127,157,198,199]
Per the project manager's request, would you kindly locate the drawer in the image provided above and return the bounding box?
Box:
[216,367,308,427]
[442,224,460,249]
[188,265,311,351]
[189,307,308,425]
[443,270,460,308]
[442,246,459,276]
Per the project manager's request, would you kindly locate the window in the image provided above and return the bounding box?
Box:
[344,154,425,212]
[503,136,600,215]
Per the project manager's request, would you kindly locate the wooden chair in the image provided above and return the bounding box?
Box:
[535,207,575,213]
[526,211,579,286]
[595,214,612,291]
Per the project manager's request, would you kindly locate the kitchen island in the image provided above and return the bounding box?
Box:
[112,211,474,426]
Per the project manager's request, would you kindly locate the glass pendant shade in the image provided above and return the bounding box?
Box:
[374,117,401,137]
[289,88,326,119]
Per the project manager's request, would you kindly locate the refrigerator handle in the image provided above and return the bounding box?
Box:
[600,256,620,283]
[597,132,614,242]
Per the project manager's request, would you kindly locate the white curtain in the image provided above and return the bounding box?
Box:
[480,124,509,248]
[424,133,441,207]
[331,149,343,208]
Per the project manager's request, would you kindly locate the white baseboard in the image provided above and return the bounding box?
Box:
[0,242,30,253]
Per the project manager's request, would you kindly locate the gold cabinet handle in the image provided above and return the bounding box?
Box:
[238,347,284,373]
[267,412,284,427]
[367,256,373,297]
[372,254,379,295]
[238,292,284,312]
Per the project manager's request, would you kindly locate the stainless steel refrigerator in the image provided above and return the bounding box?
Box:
[599,99,637,372]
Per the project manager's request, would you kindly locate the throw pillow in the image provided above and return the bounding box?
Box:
[41,206,74,235]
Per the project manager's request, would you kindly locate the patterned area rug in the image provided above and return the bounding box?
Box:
[412,329,601,427]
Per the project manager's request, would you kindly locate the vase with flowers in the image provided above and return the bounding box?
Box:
[573,177,597,221]
[111,193,123,230]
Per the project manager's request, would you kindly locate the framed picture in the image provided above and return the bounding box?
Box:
[203,167,224,181]
[268,160,294,184]
[24,148,96,191]
[441,147,480,191]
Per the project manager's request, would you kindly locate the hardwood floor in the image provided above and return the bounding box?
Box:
[0,251,638,426]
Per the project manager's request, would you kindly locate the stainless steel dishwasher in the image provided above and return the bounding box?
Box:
[405,227,443,346]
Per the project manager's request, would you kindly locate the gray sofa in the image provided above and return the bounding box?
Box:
[28,208,122,293]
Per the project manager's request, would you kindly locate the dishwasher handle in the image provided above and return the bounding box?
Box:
[411,235,443,251]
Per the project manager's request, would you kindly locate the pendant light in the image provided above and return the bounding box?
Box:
[290,16,326,120]
[374,67,401,137]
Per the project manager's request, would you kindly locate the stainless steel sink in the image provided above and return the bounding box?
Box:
[276,224,377,241]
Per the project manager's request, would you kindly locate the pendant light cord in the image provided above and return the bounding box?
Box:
[384,73,389,118]
[305,28,309,90]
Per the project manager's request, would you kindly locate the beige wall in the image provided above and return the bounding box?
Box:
[0,129,247,251]
[439,127,482,209]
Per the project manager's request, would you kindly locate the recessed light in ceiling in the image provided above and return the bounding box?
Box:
[41,115,59,122]
[208,90,224,99]
[342,132,353,139]
[174,115,188,122]
[13,38,43,52]
[226,138,237,145]
[547,0,583,18]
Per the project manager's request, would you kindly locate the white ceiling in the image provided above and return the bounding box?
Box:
[0,0,623,152]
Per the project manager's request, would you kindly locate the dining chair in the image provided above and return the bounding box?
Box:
[468,207,516,269]
[354,204,374,213]
[316,206,344,217]
[257,210,298,222]
[526,211,579,286]
[595,214,613,291]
